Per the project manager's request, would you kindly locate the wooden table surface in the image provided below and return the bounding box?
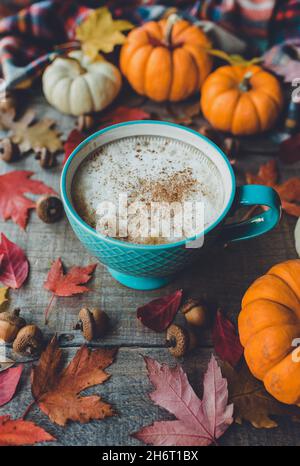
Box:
[1,90,300,446]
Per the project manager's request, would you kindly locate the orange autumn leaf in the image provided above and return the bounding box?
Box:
[0,415,54,446]
[246,160,300,217]
[31,336,117,426]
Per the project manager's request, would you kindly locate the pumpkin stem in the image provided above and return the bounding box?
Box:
[64,57,86,75]
[164,13,180,47]
[239,71,253,92]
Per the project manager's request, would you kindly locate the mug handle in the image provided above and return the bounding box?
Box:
[220,185,281,243]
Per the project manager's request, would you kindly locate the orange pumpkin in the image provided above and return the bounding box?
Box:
[238,260,300,405]
[120,16,212,102]
[201,65,283,135]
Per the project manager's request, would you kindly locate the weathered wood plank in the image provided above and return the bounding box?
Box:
[1,347,300,446]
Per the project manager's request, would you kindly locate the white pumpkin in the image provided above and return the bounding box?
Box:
[42,51,122,116]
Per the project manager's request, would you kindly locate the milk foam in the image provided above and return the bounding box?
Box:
[72,135,225,244]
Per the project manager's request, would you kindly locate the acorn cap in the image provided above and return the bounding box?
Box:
[76,308,94,341]
[12,324,43,355]
[181,298,202,314]
[75,307,109,341]
[181,298,208,327]
[36,195,63,223]
[166,324,189,358]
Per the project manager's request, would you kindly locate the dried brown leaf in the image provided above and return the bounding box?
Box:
[222,361,300,428]
[31,336,117,426]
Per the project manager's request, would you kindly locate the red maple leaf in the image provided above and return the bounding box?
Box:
[44,258,97,323]
[137,290,183,332]
[212,310,243,367]
[0,170,56,229]
[63,129,85,165]
[0,415,54,446]
[246,160,300,217]
[133,355,233,446]
[0,366,23,407]
[97,106,150,129]
[0,233,29,289]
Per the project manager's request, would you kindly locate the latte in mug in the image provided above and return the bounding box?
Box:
[72,135,225,244]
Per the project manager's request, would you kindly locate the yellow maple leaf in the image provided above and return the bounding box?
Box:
[76,7,133,61]
[0,287,8,309]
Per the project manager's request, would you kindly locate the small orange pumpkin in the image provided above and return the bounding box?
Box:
[238,260,300,405]
[120,15,212,102]
[201,65,283,135]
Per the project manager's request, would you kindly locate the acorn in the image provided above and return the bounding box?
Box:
[0,309,26,343]
[166,324,198,358]
[35,147,56,168]
[36,194,63,223]
[13,324,44,355]
[181,298,208,328]
[0,138,20,163]
[75,308,110,341]
[76,114,95,132]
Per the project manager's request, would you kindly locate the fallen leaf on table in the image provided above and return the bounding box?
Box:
[212,309,243,367]
[0,233,29,289]
[0,365,23,407]
[0,415,54,446]
[137,290,183,332]
[133,354,233,446]
[0,286,8,308]
[31,336,117,426]
[76,6,133,60]
[43,257,97,323]
[0,109,62,154]
[0,170,56,229]
[97,106,150,129]
[246,159,300,217]
[63,129,85,165]
[279,133,300,165]
[222,362,300,428]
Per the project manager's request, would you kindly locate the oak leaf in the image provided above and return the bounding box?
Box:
[76,7,133,60]
[31,337,117,426]
[43,257,97,323]
[0,170,56,229]
[0,233,29,289]
[0,415,54,446]
[212,309,243,367]
[222,362,300,428]
[137,290,183,332]
[0,365,23,407]
[246,159,300,217]
[133,355,233,446]
[0,109,62,154]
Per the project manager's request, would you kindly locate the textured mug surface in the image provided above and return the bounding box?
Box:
[61,121,281,290]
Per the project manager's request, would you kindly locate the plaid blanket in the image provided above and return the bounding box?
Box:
[0,0,300,91]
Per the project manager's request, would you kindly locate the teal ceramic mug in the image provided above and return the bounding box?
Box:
[61,121,281,290]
